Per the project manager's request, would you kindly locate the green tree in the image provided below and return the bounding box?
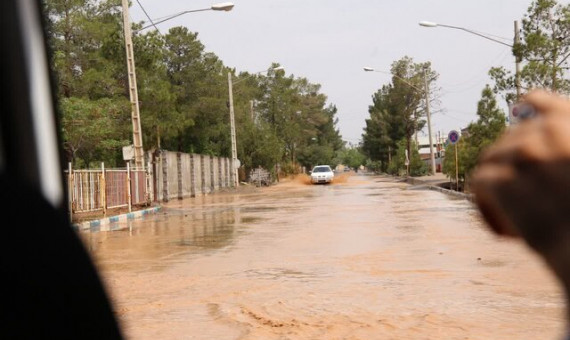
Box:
[46,1,345,173]
[60,97,131,167]
[47,0,132,166]
[390,57,431,165]
[362,88,393,172]
[490,0,570,102]
[441,139,466,188]
[238,120,282,177]
[256,65,343,173]
[132,30,177,150]
[387,139,427,176]
[296,104,344,169]
[443,86,506,186]
[161,27,207,151]
[184,56,231,156]
[334,147,366,170]
[45,0,92,98]
[362,56,438,175]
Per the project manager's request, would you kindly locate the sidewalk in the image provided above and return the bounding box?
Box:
[403,173,474,201]
[74,206,162,232]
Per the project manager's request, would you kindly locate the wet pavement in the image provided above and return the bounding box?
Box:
[80,173,565,340]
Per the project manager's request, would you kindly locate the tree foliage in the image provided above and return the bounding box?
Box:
[334,147,366,170]
[46,1,343,174]
[442,86,506,186]
[361,56,438,175]
[387,140,427,177]
[490,0,570,102]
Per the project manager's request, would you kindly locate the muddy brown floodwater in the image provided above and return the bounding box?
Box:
[80,174,565,340]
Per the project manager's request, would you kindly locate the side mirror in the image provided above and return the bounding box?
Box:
[309,171,312,174]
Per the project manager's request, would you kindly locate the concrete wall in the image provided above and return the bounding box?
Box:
[151,150,232,202]
[167,152,178,201]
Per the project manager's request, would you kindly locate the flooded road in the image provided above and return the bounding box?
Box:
[81,174,565,340]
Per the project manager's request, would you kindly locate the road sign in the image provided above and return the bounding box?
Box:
[447,130,461,190]
[448,130,460,145]
[234,159,241,169]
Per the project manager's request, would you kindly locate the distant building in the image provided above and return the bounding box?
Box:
[416,132,450,173]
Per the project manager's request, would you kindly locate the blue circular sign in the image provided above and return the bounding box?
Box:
[448,130,460,145]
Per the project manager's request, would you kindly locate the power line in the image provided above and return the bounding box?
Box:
[440,49,510,89]
[469,29,512,42]
[135,0,160,33]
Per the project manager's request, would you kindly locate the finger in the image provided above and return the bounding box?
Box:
[479,119,550,164]
[523,89,570,117]
[471,164,520,237]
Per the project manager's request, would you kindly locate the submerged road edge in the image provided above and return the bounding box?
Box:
[73,206,162,232]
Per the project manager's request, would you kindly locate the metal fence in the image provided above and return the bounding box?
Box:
[69,169,103,213]
[67,150,236,217]
[67,163,149,215]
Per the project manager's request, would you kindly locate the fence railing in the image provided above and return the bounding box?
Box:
[66,150,235,218]
[66,163,150,216]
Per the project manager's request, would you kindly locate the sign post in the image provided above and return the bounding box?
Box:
[448,130,460,191]
[404,149,410,176]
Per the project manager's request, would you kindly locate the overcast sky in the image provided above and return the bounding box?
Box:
[130,0,537,144]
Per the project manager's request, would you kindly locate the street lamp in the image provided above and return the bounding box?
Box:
[227,66,284,188]
[419,21,513,47]
[419,20,521,99]
[121,1,235,169]
[363,67,436,175]
[136,2,234,32]
[232,66,284,86]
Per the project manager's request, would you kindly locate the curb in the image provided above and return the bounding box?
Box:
[73,206,162,232]
[404,177,474,201]
[425,184,474,202]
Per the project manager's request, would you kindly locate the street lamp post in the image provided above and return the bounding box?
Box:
[363,67,437,175]
[227,72,238,188]
[121,2,235,169]
[227,66,284,188]
[419,20,521,99]
[422,68,436,175]
[136,2,234,32]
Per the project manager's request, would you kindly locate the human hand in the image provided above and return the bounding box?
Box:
[471,90,570,252]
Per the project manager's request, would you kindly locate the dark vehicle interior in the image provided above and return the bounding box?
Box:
[1,0,123,338]
[312,166,332,173]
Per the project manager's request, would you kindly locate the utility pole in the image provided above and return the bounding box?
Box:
[423,68,436,175]
[121,0,144,170]
[227,73,239,188]
[514,20,522,100]
[156,125,161,149]
[250,100,255,121]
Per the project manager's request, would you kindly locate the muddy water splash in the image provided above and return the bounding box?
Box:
[81,174,565,340]
[293,172,352,185]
